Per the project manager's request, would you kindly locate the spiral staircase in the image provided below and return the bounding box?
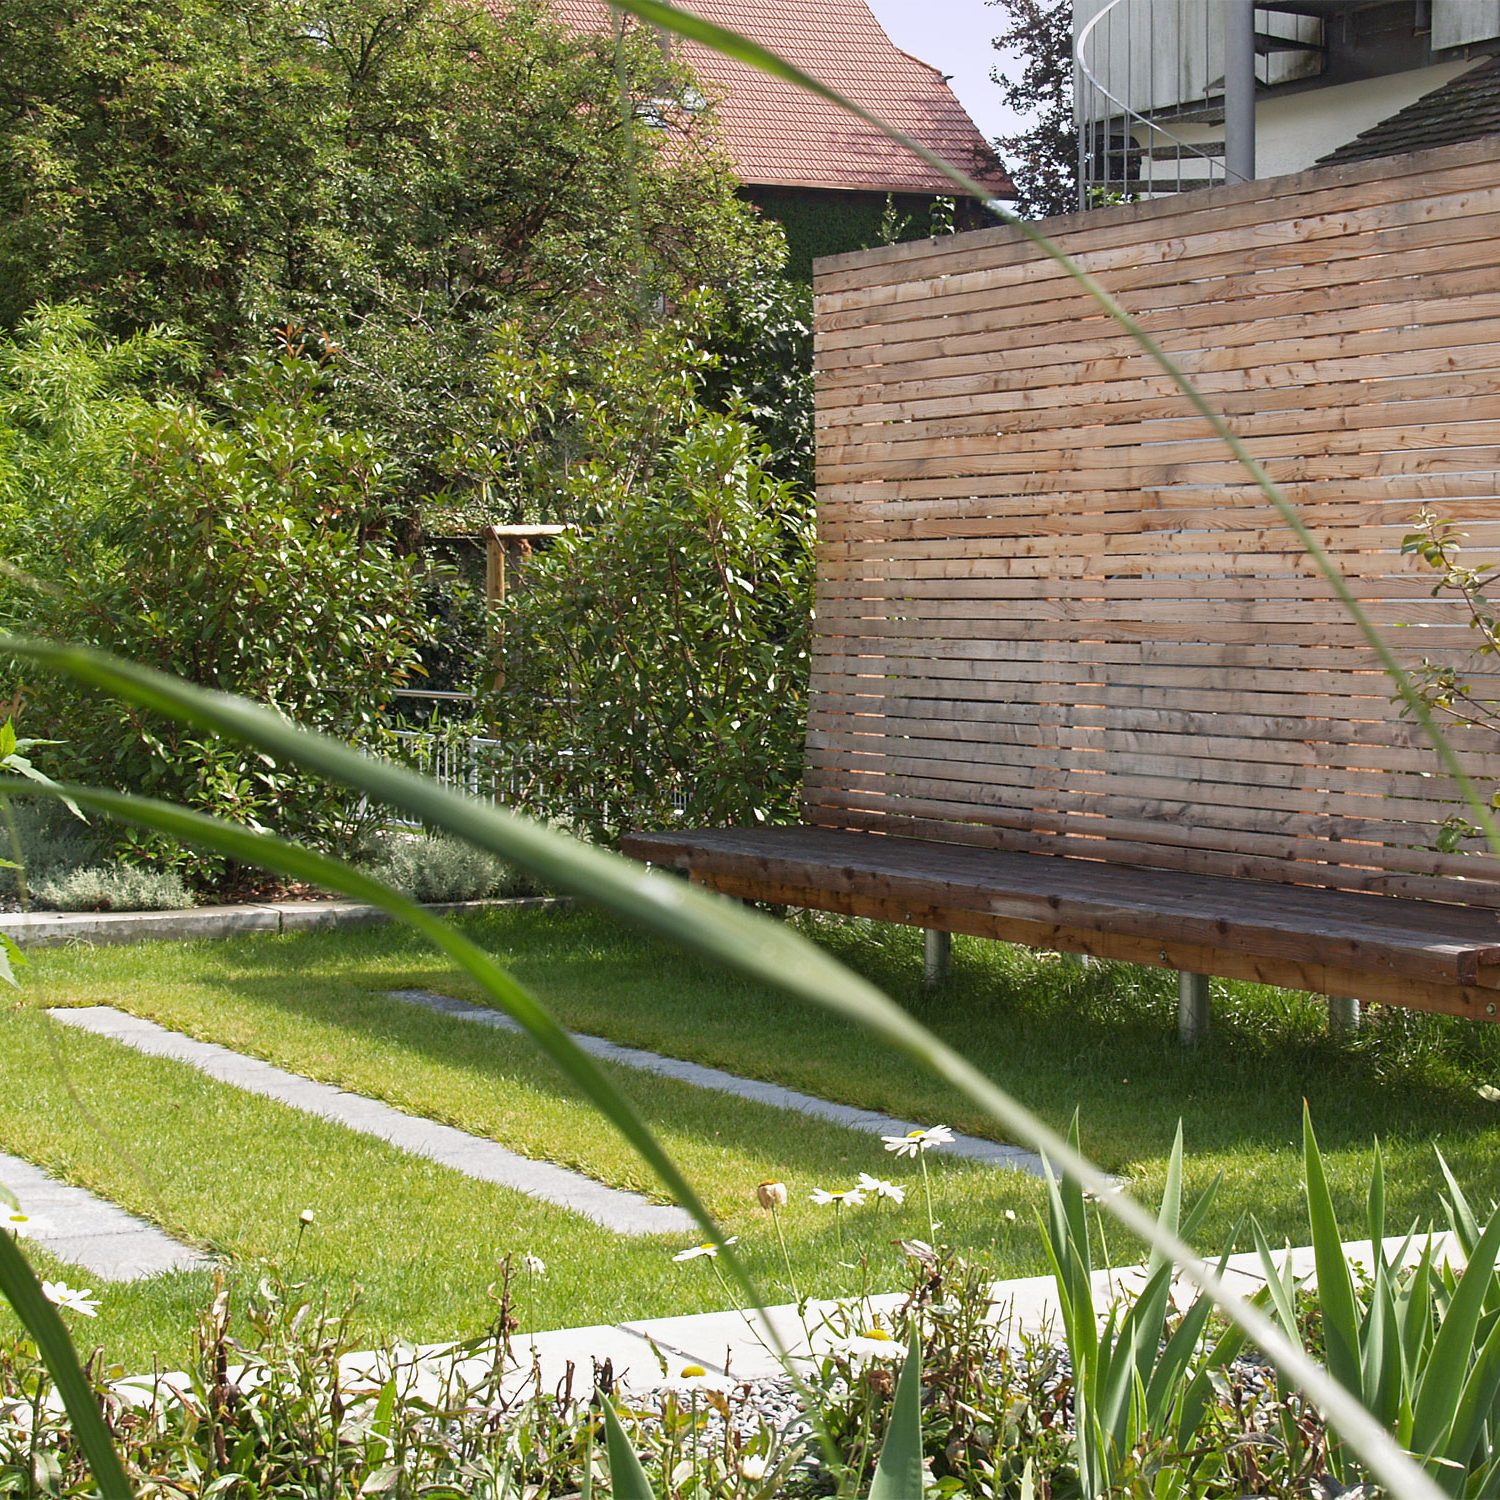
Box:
[1075,0,1333,204]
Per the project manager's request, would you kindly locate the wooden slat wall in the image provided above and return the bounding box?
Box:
[808,137,1500,907]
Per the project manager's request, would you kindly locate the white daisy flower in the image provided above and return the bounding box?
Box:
[882,1125,955,1157]
[836,1327,904,1363]
[856,1172,906,1205]
[41,1281,99,1318]
[809,1186,866,1207]
[0,1207,47,1238]
[740,1452,769,1481]
[672,1236,738,1262]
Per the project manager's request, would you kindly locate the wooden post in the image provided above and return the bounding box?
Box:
[481,524,567,693]
[923,928,951,986]
[1178,972,1210,1045]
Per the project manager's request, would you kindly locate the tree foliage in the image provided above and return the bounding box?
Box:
[990,0,1077,219]
[0,0,777,509]
[1,309,431,875]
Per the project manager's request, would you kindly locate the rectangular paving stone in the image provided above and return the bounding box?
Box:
[0,1148,211,1280]
[48,1007,693,1237]
[385,989,1044,1174]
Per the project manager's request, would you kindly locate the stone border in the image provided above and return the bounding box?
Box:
[0,1149,212,1282]
[5,896,559,950]
[138,1229,1460,1406]
[49,1006,692,1237]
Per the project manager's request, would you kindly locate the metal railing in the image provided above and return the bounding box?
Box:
[1075,0,1231,205]
[383,690,689,822]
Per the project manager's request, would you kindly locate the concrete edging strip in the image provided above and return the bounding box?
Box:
[267,1229,1476,1402]
[385,988,1048,1176]
[0,1148,212,1282]
[47,1006,692,1238]
[6,896,559,950]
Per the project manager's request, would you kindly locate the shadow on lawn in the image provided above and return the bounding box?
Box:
[194,903,1500,1180]
[202,967,1006,1200]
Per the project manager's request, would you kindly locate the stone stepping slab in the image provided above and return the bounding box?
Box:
[48,1007,692,1238]
[0,1148,212,1282]
[385,988,1047,1176]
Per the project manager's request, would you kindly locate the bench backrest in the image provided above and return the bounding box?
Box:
[808,137,1500,907]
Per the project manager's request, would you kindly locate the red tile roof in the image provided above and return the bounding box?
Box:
[537,0,1013,197]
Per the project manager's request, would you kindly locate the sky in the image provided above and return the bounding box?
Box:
[863,0,1033,143]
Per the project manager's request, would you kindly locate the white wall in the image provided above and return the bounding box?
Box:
[1252,59,1481,177]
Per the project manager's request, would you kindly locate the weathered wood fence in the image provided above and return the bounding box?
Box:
[809,135,1500,912]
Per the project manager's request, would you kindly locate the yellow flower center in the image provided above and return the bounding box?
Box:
[682,1364,707,1377]
[859,1327,894,1341]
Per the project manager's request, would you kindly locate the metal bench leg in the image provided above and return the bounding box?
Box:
[1328,995,1361,1035]
[1178,972,1210,1045]
[924,928,952,986]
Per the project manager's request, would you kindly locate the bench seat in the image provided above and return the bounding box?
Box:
[621,826,1500,1021]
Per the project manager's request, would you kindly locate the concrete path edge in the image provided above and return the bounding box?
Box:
[6,895,561,949]
[107,1229,1465,1410]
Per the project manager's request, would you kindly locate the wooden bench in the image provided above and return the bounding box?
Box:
[623,140,1500,1041]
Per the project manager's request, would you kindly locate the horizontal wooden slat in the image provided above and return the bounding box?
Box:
[812,137,1500,291]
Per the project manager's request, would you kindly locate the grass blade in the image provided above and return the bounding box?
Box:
[1402,1236,1438,1394]
[1443,1313,1500,1487]
[868,1326,925,1500]
[1412,1207,1500,1457]
[1303,1104,1363,1397]
[1438,1148,1483,1256]
[1251,1220,1302,1348]
[600,1397,657,1500]
[0,1227,132,1495]
[1146,1121,1184,1277]
[1362,1258,1400,1428]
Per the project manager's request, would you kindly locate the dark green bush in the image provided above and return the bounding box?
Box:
[3,316,432,879]
[489,324,814,844]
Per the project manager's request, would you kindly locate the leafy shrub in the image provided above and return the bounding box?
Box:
[31,864,194,912]
[486,324,814,845]
[363,829,538,904]
[3,320,434,881]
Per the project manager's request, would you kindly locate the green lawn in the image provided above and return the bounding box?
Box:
[6,902,1500,1372]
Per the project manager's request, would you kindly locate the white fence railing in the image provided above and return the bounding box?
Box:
[384,691,687,823]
